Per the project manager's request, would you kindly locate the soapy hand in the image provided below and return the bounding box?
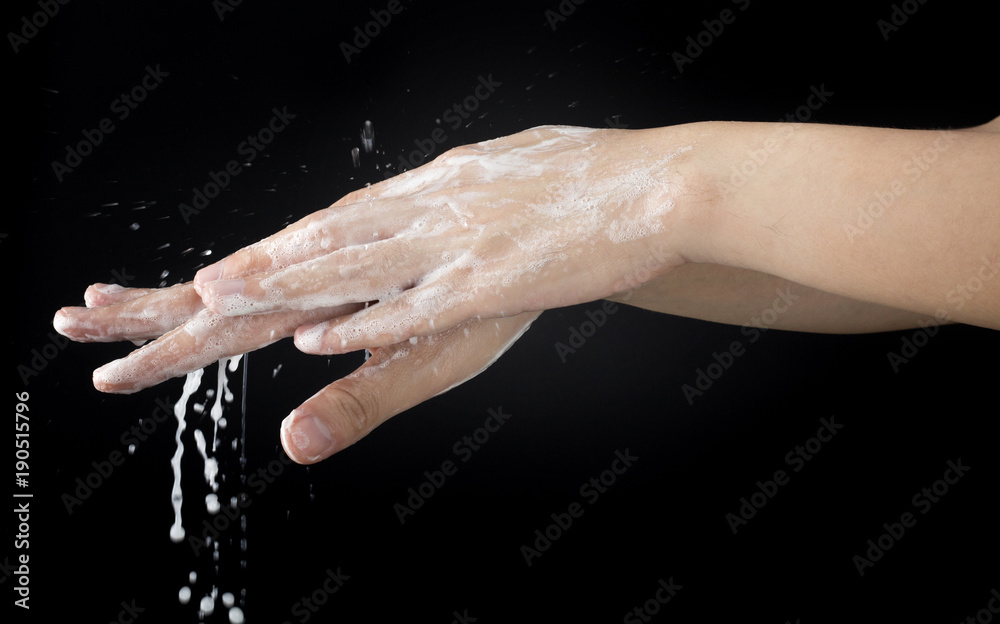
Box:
[54,282,537,463]
[193,125,693,354]
[54,124,691,463]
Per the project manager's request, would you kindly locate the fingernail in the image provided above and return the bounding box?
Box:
[294,322,329,354]
[196,261,225,285]
[52,309,73,337]
[92,360,132,394]
[208,278,245,298]
[281,410,337,463]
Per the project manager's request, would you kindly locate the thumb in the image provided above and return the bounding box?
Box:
[280,311,539,464]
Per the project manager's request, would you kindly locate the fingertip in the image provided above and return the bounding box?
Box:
[92,361,135,394]
[194,259,225,288]
[280,408,339,464]
[86,283,130,307]
[294,322,336,354]
[53,308,73,338]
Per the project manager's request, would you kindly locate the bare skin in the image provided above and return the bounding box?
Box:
[54,116,999,464]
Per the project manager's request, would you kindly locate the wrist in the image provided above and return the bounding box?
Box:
[664,120,801,268]
[633,121,735,267]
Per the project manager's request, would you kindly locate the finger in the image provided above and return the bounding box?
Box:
[200,237,432,317]
[92,304,360,394]
[84,283,158,307]
[279,311,539,464]
[192,196,411,292]
[191,161,462,293]
[292,278,481,354]
[55,283,205,343]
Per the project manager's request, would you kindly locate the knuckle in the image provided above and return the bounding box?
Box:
[435,144,475,164]
[319,382,380,436]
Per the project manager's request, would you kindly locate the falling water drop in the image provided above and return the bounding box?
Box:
[361,120,374,153]
[200,595,215,616]
[351,147,360,168]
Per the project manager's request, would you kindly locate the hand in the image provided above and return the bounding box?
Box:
[192,125,695,354]
[54,283,538,463]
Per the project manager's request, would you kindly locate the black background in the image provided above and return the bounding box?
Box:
[8,0,1000,622]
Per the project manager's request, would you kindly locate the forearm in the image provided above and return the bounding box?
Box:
[607,263,937,333]
[670,120,1000,330]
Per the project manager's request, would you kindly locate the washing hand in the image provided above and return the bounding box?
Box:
[192,125,694,354]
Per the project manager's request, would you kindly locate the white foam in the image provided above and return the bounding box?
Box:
[205,493,221,515]
[193,429,219,491]
[170,368,205,543]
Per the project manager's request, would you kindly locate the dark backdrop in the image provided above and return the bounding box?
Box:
[9,1,999,622]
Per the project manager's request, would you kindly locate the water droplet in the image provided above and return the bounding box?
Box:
[351,147,360,168]
[229,606,245,624]
[178,586,192,604]
[361,120,374,153]
[200,595,215,616]
[129,223,140,231]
